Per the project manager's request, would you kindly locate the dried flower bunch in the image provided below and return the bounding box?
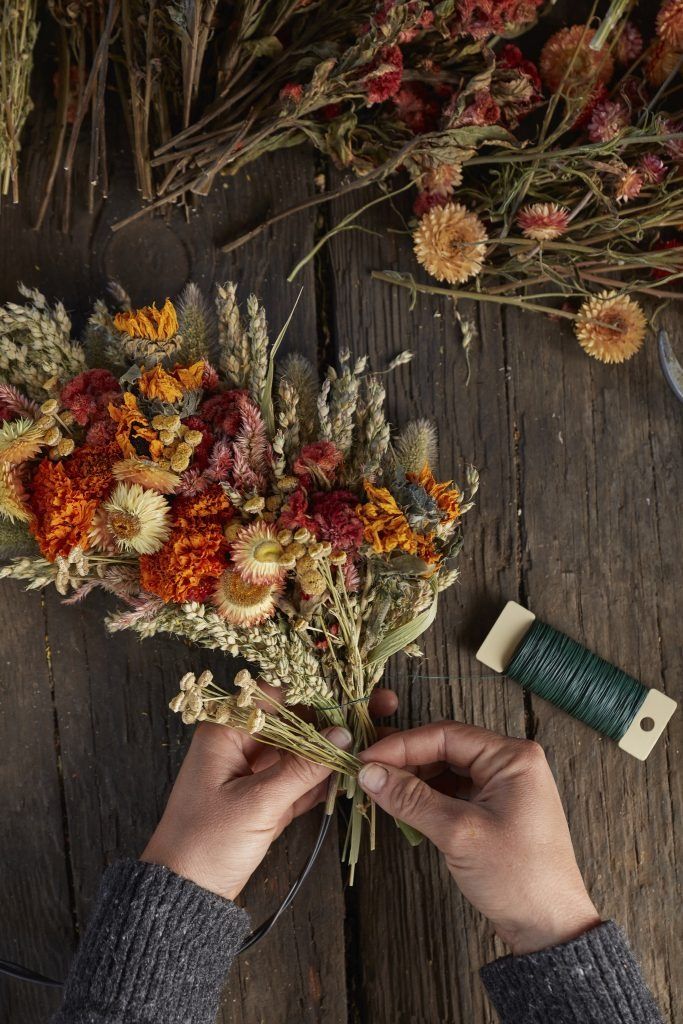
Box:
[0,282,475,875]
[375,0,683,365]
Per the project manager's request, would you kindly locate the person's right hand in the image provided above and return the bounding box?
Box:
[358,722,601,956]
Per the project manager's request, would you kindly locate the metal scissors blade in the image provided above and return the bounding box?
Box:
[658,329,683,404]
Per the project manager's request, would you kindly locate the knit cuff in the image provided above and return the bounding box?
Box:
[53,859,251,1024]
[480,921,663,1024]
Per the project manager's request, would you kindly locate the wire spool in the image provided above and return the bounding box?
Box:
[477,602,677,759]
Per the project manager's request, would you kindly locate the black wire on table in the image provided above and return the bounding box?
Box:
[0,808,333,987]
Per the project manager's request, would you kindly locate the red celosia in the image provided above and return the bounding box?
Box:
[86,418,118,447]
[200,390,248,436]
[450,0,543,40]
[280,82,304,105]
[201,364,220,391]
[497,44,542,93]
[457,90,501,127]
[293,441,344,486]
[312,490,364,553]
[61,369,121,427]
[277,488,318,534]
[139,523,227,604]
[361,45,403,105]
[393,83,441,134]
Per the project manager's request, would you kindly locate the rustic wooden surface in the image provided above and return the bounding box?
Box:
[0,22,681,1024]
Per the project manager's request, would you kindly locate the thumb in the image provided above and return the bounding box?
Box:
[358,762,465,848]
[255,726,352,812]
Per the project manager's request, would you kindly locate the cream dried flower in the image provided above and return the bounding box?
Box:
[615,168,644,203]
[232,522,286,584]
[517,203,570,241]
[103,482,171,554]
[575,291,647,363]
[247,709,266,734]
[413,203,488,285]
[0,464,30,522]
[213,569,278,626]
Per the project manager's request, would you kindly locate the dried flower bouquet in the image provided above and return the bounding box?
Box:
[0,282,476,876]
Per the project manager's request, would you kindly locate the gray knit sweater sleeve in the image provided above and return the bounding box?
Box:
[480,921,663,1023]
[51,858,250,1024]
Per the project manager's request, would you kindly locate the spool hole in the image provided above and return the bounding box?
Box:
[639,716,655,732]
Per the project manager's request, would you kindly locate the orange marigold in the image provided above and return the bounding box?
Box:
[357,481,418,556]
[138,362,205,403]
[30,460,99,561]
[408,465,462,523]
[108,393,163,461]
[171,485,232,529]
[114,299,178,341]
[139,522,227,604]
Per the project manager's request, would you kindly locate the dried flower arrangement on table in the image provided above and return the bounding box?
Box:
[3,1,681,365]
[0,282,476,877]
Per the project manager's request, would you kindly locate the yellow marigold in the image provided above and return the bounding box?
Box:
[108,393,164,461]
[138,361,205,403]
[575,291,647,364]
[408,464,462,523]
[357,481,418,555]
[114,298,178,341]
[540,26,614,95]
[414,202,488,285]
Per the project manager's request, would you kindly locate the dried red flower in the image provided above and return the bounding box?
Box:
[650,239,683,280]
[312,490,364,553]
[361,45,403,105]
[293,441,344,486]
[200,390,248,436]
[61,369,121,427]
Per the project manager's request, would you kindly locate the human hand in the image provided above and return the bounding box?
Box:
[142,688,398,900]
[358,722,601,955]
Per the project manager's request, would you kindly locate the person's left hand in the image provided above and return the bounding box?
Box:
[141,688,398,899]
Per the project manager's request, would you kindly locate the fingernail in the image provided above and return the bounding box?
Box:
[358,763,388,793]
[327,727,353,749]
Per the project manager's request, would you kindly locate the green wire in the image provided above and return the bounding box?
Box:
[505,620,648,742]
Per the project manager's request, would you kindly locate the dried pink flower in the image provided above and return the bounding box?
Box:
[615,168,644,203]
[517,202,570,241]
[657,0,683,49]
[587,100,629,143]
[615,22,643,64]
[639,154,667,184]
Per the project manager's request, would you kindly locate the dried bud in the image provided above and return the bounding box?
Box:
[179,671,196,691]
[184,430,204,448]
[277,529,293,546]
[196,669,214,688]
[247,709,266,734]
[36,415,56,431]
[40,399,59,416]
[44,427,62,446]
[244,495,266,513]
[329,550,347,565]
[169,692,185,713]
[57,438,75,457]
[293,528,311,543]
[276,475,299,493]
[234,669,254,689]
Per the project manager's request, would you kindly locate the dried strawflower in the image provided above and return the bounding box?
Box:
[615,22,644,64]
[575,291,647,363]
[112,457,181,494]
[615,168,644,203]
[539,26,614,96]
[639,154,667,184]
[231,522,286,584]
[517,202,570,241]
[413,203,488,285]
[213,569,278,626]
[587,100,629,143]
[103,483,171,555]
[645,40,681,86]
[114,299,178,341]
[657,0,683,49]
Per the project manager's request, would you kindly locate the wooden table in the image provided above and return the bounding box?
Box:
[1,45,681,1024]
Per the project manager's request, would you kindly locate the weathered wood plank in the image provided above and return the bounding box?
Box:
[0,132,347,1020]
[504,302,682,1021]
[325,188,526,1023]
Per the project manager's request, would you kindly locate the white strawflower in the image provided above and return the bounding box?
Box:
[102,482,171,555]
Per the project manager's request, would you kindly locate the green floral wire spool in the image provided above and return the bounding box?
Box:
[477,602,678,760]
[505,620,648,742]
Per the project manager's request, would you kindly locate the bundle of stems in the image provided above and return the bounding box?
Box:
[0,0,38,204]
